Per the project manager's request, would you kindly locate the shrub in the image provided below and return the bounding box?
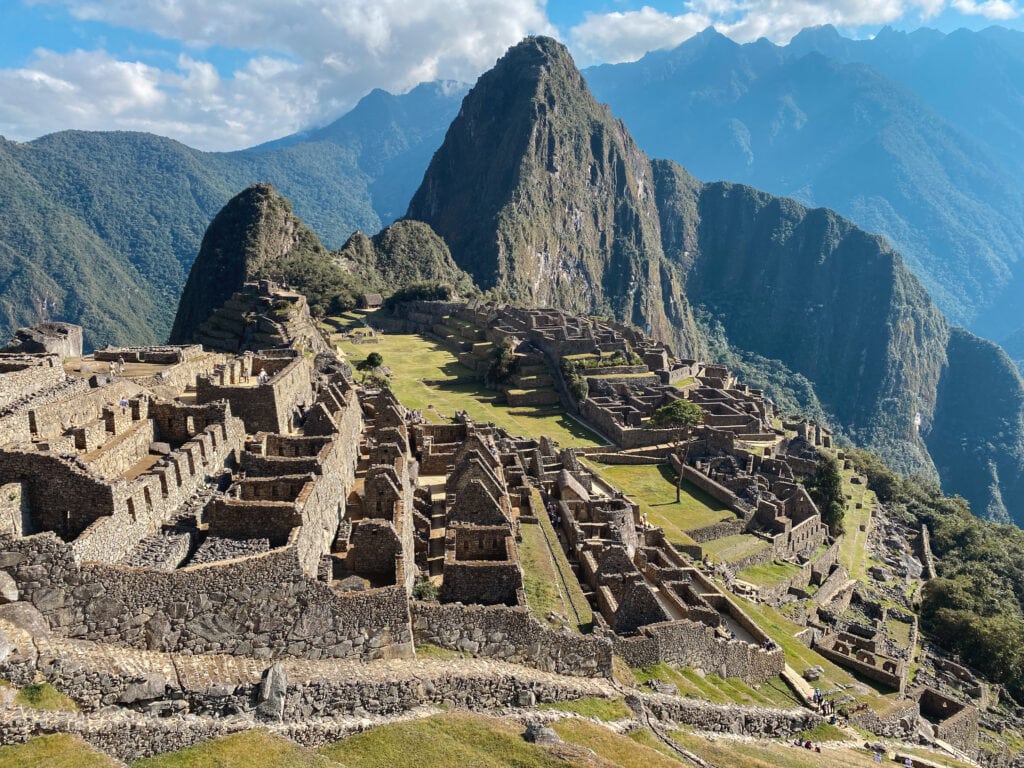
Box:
[412,578,439,601]
[650,399,704,428]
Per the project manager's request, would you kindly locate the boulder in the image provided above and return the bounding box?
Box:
[0,602,50,637]
[0,572,18,604]
[523,723,561,745]
[256,662,287,721]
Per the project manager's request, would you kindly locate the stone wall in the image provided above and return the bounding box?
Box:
[71,415,245,564]
[196,356,312,434]
[934,705,979,754]
[815,642,904,691]
[677,461,746,514]
[0,451,116,538]
[411,602,613,677]
[579,399,685,449]
[686,519,746,544]
[0,532,414,661]
[131,352,219,395]
[28,379,141,442]
[85,419,156,480]
[641,693,822,736]
[616,618,784,684]
[0,354,65,411]
[849,699,919,739]
[440,561,522,607]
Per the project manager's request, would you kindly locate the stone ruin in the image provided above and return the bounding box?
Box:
[190,279,328,354]
[3,322,83,360]
[0,297,988,762]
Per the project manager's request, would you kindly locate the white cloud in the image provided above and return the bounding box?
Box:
[570,6,712,65]
[5,0,554,149]
[952,0,1020,18]
[0,48,316,150]
[3,0,1020,149]
[568,0,988,62]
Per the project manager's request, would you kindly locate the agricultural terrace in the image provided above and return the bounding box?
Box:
[332,316,604,448]
[580,460,733,548]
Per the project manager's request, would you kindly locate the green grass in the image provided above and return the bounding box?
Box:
[538,696,632,720]
[320,712,568,768]
[132,731,337,768]
[0,734,118,768]
[518,491,593,631]
[737,559,803,587]
[702,533,771,564]
[340,333,604,447]
[631,662,800,708]
[550,720,684,768]
[581,461,732,548]
[414,642,464,660]
[720,591,898,709]
[838,467,877,582]
[520,523,575,629]
[796,722,848,742]
[14,682,77,712]
[670,728,891,768]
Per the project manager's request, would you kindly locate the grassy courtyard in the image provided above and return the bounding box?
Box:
[337,330,604,448]
[580,460,733,548]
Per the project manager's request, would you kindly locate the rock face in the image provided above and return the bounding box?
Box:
[405,35,1024,525]
[170,183,328,344]
[407,36,702,357]
[335,219,475,297]
[256,663,288,721]
[658,167,949,476]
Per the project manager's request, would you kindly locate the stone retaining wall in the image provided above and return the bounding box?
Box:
[411,602,613,677]
[849,700,919,739]
[0,355,65,411]
[615,617,783,684]
[641,693,822,736]
[1,531,414,661]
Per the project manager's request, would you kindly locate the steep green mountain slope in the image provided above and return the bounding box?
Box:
[169,183,340,343]
[584,27,1024,340]
[657,164,949,475]
[0,83,463,349]
[406,36,702,357]
[926,329,1024,524]
[171,184,473,342]
[336,220,475,297]
[404,35,1024,525]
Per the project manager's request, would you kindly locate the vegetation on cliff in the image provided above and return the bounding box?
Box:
[849,448,1024,701]
[169,183,360,343]
[171,185,476,343]
[335,219,475,298]
[406,36,702,358]
[0,82,463,348]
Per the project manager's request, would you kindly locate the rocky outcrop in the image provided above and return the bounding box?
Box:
[336,219,475,297]
[407,36,702,357]
[169,183,338,344]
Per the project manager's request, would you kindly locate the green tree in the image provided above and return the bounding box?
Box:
[356,352,384,382]
[487,339,518,386]
[806,452,845,535]
[651,399,705,428]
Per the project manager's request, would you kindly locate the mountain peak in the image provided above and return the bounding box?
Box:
[169,182,325,343]
[406,36,701,355]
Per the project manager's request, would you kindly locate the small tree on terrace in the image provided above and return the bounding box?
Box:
[356,352,384,382]
[651,399,704,429]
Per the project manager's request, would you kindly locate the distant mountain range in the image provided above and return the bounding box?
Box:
[3,26,1024,524]
[0,81,464,348]
[585,25,1024,347]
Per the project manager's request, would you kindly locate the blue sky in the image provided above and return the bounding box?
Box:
[0,0,1020,150]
